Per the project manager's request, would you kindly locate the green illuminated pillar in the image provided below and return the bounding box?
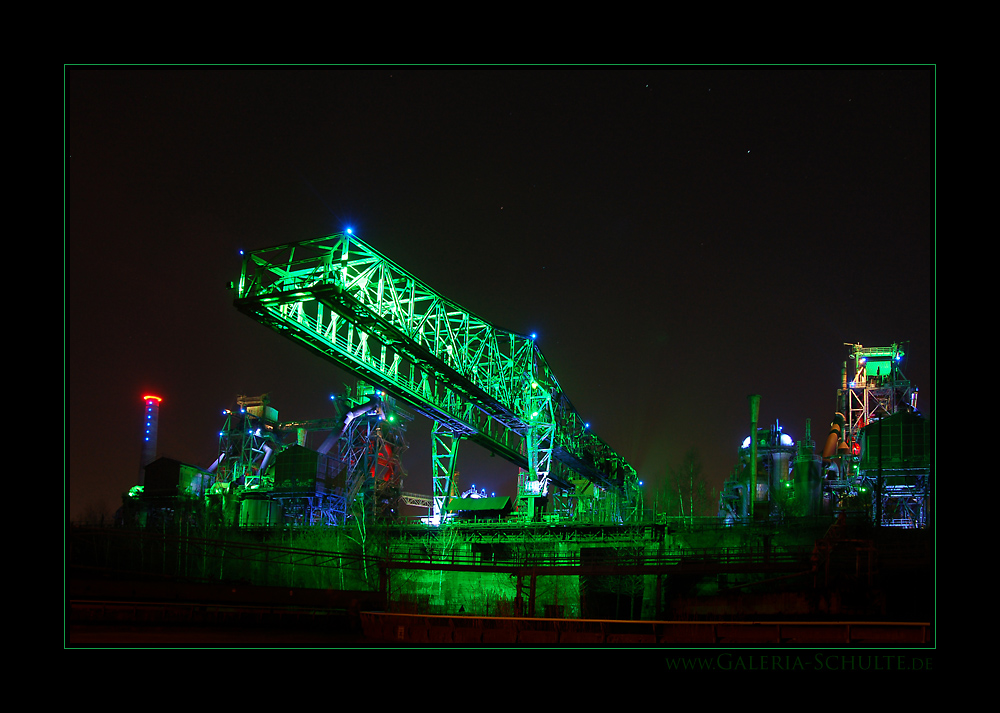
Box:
[521,375,555,521]
[432,421,460,523]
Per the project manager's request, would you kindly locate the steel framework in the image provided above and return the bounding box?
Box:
[855,412,931,528]
[234,232,640,523]
[273,386,409,526]
[837,343,929,528]
[839,343,918,436]
[213,394,280,493]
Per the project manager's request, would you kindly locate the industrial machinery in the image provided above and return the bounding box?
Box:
[126,385,411,528]
[838,342,930,528]
[232,231,642,524]
[268,385,410,525]
[720,343,930,528]
[718,417,823,524]
[854,410,930,527]
[210,393,280,493]
[838,342,918,437]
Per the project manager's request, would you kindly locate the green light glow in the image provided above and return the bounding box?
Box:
[235,231,642,523]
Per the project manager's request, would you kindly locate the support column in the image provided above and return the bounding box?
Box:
[432,421,460,523]
[519,376,555,521]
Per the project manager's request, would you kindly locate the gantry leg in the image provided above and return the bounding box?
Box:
[432,421,461,523]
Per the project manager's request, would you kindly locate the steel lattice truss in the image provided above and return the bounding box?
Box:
[843,343,917,436]
[857,471,929,528]
[269,388,408,527]
[840,343,929,529]
[235,232,639,522]
[214,400,278,492]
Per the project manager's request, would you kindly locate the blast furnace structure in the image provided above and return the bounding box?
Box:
[124,384,411,529]
[838,343,929,528]
[718,343,930,528]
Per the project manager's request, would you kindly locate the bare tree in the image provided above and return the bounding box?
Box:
[79,500,114,526]
[669,448,711,522]
[345,493,374,588]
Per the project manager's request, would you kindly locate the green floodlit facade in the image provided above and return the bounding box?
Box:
[234,232,641,524]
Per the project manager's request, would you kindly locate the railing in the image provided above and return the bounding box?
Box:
[69,526,377,591]
[383,545,812,570]
[71,525,813,583]
[361,611,932,646]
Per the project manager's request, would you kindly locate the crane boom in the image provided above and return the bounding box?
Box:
[234,232,640,522]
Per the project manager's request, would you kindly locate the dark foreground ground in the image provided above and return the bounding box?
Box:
[68,623,370,645]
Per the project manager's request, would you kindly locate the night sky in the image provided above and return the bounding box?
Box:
[67,68,934,521]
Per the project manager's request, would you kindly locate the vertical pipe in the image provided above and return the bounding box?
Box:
[876,417,883,528]
[748,395,761,520]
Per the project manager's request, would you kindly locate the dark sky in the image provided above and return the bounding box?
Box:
[67,67,934,520]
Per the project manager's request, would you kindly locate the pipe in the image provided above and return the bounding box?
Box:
[317,397,382,455]
[207,452,226,474]
[259,444,274,474]
[822,412,845,459]
[748,395,761,519]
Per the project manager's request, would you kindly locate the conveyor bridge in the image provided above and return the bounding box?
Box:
[234,232,640,523]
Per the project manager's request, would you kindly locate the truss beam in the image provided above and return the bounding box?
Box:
[235,232,640,519]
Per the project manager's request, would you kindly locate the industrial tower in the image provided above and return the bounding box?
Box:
[204,387,409,527]
[716,343,929,528]
[138,395,162,486]
[838,342,918,436]
[233,231,642,524]
[838,343,929,528]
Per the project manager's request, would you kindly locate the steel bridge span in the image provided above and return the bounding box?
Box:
[234,232,641,524]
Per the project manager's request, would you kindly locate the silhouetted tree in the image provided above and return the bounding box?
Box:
[668,448,711,521]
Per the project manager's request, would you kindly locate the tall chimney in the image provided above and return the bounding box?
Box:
[139,395,162,486]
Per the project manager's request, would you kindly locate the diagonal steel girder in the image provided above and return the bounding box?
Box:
[235,295,529,467]
[234,232,637,503]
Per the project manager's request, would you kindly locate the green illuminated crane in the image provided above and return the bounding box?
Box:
[234,232,640,523]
